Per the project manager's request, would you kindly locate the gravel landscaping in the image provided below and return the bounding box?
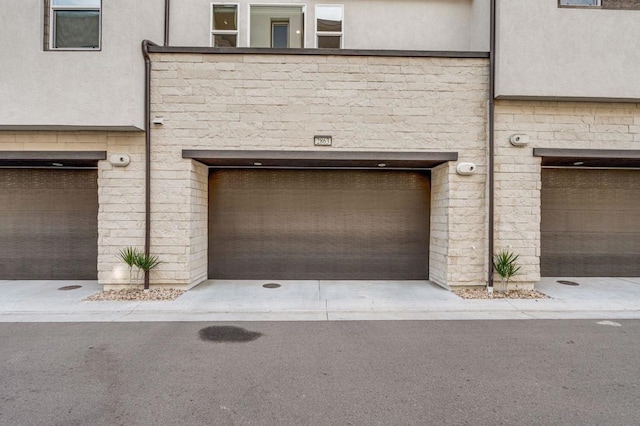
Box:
[84,287,548,301]
[453,288,549,300]
[84,288,184,302]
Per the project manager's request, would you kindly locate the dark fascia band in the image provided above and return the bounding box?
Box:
[534,148,640,168]
[183,149,458,170]
[0,151,107,167]
[148,46,489,59]
[496,94,640,103]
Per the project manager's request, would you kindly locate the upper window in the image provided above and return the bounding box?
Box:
[559,0,601,6]
[211,4,238,47]
[315,5,343,49]
[249,5,305,48]
[48,0,101,50]
[561,0,640,9]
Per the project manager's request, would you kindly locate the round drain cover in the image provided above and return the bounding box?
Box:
[556,280,579,286]
[58,285,82,291]
[262,283,281,289]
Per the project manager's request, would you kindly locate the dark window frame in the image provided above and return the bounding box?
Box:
[211,3,239,47]
[559,0,640,10]
[44,0,102,51]
[558,0,601,7]
[315,4,343,49]
[271,19,290,48]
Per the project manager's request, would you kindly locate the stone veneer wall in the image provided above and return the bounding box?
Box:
[494,100,640,286]
[150,53,489,288]
[3,89,639,290]
[428,163,450,287]
[0,131,146,287]
[188,160,208,285]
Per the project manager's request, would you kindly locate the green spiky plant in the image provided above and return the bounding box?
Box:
[117,247,161,288]
[118,247,141,286]
[134,252,162,275]
[135,251,161,290]
[492,250,521,292]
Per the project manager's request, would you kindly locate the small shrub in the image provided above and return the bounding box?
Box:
[117,247,161,287]
[134,252,162,272]
[493,250,521,291]
[118,247,142,286]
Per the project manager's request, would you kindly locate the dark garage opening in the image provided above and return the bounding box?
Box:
[208,169,431,280]
[541,168,640,277]
[0,168,99,280]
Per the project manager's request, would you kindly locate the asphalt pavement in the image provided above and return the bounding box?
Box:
[1,320,639,425]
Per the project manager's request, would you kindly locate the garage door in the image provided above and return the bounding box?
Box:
[541,168,640,276]
[0,169,98,279]
[209,169,430,279]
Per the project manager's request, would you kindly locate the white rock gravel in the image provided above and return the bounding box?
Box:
[84,287,548,302]
[84,288,184,302]
[453,288,549,300]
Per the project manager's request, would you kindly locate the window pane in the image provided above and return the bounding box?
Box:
[54,10,100,48]
[560,0,599,5]
[318,36,341,49]
[214,34,237,47]
[250,6,304,48]
[272,23,289,48]
[316,6,342,32]
[53,0,100,6]
[212,5,237,31]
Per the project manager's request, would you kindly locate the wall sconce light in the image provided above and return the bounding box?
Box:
[109,154,130,167]
[509,134,530,146]
[456,162,476,176]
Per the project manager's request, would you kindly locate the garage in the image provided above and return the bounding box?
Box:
[0,151,103,280]
[541,168,640,277]
[208,169,431,279]
[184,149,457,280]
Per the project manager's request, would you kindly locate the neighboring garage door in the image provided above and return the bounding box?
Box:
[541,168,640,276]
[208,169,430,279]
[0,169,98,279]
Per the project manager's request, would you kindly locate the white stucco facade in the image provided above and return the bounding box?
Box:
[0,0,164,130]
[496,0,640,101]
[168,0,491,51]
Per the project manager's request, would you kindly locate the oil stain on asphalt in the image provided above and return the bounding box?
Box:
[198,326,263,343]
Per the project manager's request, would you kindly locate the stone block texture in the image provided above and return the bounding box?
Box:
[150,53,490,288]
[9,68,637,291]
[0,131,146,287]
[494,100,640,286]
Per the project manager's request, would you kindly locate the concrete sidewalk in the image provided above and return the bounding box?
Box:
[1,277,640,322]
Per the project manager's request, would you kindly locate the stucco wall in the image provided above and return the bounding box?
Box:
[0,0,164,130]
[150,52,489,287]
[2,0,489,130]
[469,0,491,52]
[496,0,640,100]
[494,100,640,285]
[170,0,490,51]
[343,0,480,51]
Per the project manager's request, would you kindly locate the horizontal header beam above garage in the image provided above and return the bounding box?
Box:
[0,151,106,168]
[148,46,489,59]
[534,148,640,168]
[182,150,458,170]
